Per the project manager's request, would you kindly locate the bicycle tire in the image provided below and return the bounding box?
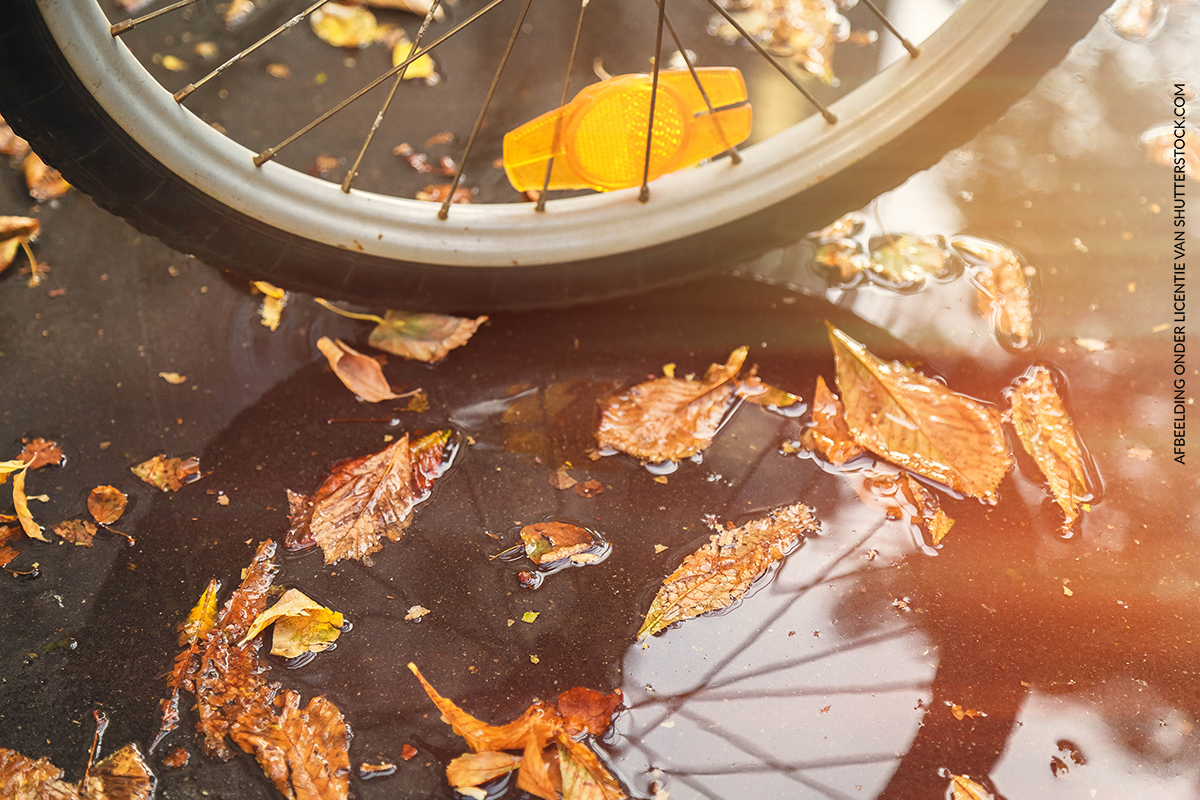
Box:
[0,0,1108,311]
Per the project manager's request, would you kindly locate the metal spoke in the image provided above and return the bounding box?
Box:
[535,0,590,213]
[438,0,537,220]
[639,0,667,203]
[174,0,332,102]
[341,0,445,193]
[254,0,511,168]
[661,2,741,164]
[860,0,920,57]
[701,0,837,124]
[110,0,202,36]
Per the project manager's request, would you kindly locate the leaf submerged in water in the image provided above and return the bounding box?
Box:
[0,736,155,800]
[800,375,864,464]
[1006,366,1091,533]
[132,455,200,492]
[597,347,746,463]
[828,324,1011,504]
[952,235,1035,350]
[867,234,958,290]
[88,485,128,525]
[638,503,819,641]
[520,521,598,566]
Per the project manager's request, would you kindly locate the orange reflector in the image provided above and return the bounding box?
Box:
[503,68,751,193]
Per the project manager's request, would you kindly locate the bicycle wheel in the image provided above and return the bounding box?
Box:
[0,0,1107,310]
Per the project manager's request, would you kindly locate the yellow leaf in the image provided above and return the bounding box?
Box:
[953,235,1035,350]
[310,3,383,48]
[239,588,344,659]
[557,735,627,800]
[1006,366,1090,533]
[392,38,435,80]
[828,324,1011,503]
[180,579,221,646]
[638,503,818,640]
[447,751,522,791]
[12,466,46,541]
[949,774,994,800]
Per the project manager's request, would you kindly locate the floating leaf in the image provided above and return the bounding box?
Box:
[867,234,958,290]
[162,748,188,769]
[88,485,128,525]
[736,369,801,409]
[12,466,46,541]
[310,3,384,48]
[573,479,603,498]
[857,472,955,546]
[806,213,863,244]
[82,743,156,800]
[18,438,63,470]
[558,737,625,800]
[1006,366,1090,533]
[53,519,97,547]
[194,541,281,760]
[231,689,350,800]
[952,235,1034,350]
[240,588,345,659]
[520,522,597,565]
[153,578,221,751]
[447,751,522,792]
[813,240,868,285]
[556,688,622,738]
[296,431,451,564]
[1141,122,1199,180]
[132,455,200,491]
[597,347,747,462]
[0,525,21,571]
[316,336,403,403]
[405,605,430,621]
[638,503,819,640]
[800,375,864,464]
[254,281,288,332]
[828,324,1011,503]
[23,152,71,202]
[368,311,487,363]
[391,35,436,81]
[949,773,994,800]
[1104,0,1168,43]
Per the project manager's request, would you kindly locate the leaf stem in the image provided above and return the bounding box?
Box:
[314,297,386,324]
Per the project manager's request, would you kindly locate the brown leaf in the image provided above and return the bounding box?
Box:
[284,489,315,552]
[53,519,97,547]
[316,337,402,403]
[950,774,994,800]
[1006,366,1090,533]
[87,486,128,525]
[520,522,597,566]
[23,152,71,203]
[735,368,801,409]
[239,589,344,659]
[0,216,39,275]
[162,748,188,769]
[367,311,487,363]
[867,234,958,289]
[0,525,20,571]
[416,184,474,204]
[299,431,451,564]
[953,235,1035,349]
[829,324,1011,503]
[131,455,200,492]
[548,467,577,490]
[556,736,626,800]
[556,688,622,738]
[194,541,281,760]
[12,466,46,541]
[0,114,32,164]
[0,747,81,799]
[231,690,350,800]
[573,479,603,498]
[446,751,522,791]
[153,579,221,752]
[516,735,558,800]
[638,503,819,640]
[800,375,864,464]
[857,472,955,546]
[81,743,156,800]
[597,347,747,462]
[18,438,63,470]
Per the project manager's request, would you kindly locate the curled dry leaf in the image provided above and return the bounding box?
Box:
[1006,366,1091,533]
[867,234,959,290]
[0,741,155,800]
[239,588,345,659]
[638,503,819,640]
[520,521,599,566]
[1,216,40,274]
[404,604,431,621]
[316,336,403,403]
[446,751,522,793]
[53,519,98,547]
[409,664,625,800]
[368,311,487,363]
[800,375,864,464]
[829,324,1012,503]
[231,689,351,800]
[88,485,128,526]
[0,114,32,164]
[12,467,46,541]
[952,235,1035,350]
[18,438,63,470]
[159,372,187,385]
[291,430,452,564]
[597,347,747,463]
[23,152,71,203]
[132,455,201,491]
[949,773,995,800]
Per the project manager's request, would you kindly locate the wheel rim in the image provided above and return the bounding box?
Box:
[40,0,1050,268]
